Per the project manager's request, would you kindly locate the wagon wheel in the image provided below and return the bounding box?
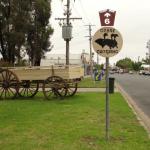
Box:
[0,69,19,100]
[66,82,78,96]
[18,80,39,98]
[43,76,67,100]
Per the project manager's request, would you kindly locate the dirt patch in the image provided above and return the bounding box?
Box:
[81,136,99,147]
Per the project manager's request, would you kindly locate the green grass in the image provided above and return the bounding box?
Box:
[0,93,149,150]
[78,77,105,88]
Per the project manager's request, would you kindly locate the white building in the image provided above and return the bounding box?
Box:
[41,53,90,66]
[41,53,91,75]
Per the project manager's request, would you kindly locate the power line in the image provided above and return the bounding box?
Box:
[71,1,87,24]
[79,0,92,24]
[55,0,82,65]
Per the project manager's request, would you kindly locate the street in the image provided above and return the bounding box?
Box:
[112,73,150,118]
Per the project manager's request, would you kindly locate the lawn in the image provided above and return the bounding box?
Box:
[78,77,106,88]
[0,93,149,150]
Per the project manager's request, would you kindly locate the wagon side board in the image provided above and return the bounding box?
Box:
[2,66,84,81]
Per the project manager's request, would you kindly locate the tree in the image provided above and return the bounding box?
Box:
[132,61,142,71]
[142,58,150,65]
[0,0,53,66]
[0,0,31,64]
[116,57,133,69]
[26,0,53,66]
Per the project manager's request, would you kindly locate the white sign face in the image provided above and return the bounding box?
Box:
[92,27,123,57]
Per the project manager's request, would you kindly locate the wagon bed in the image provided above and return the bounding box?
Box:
[5,65,84,81]
[0,65,84,100]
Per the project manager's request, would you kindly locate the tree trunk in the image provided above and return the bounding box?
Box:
[34,56,41,66]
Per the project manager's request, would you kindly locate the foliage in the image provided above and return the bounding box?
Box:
[116,57,133,69]
[0,0,53,66]
[26,0,54,66]
[116,57,144,71]
[0,93,150,149]
[94,64,104,70]
[132,61,142,71]
[142,58,150,65]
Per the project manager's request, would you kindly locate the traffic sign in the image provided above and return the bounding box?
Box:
[92,27,123,58]
[99,9,116,26]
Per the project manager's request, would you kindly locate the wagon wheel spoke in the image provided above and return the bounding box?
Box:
[1,72,5,80]
[57,83,66,97]
[0,89,4,98]
[28,88,34,95]
[66,82,78,96]
[18,80,39,98]
[43,76,67,100]
[43,87,56,100]
[8,88,16,96]
[6,89,11,97]
[6,70,11,81]
[0,70,19,100]
[43,80,57,99]
[46,89,56,97]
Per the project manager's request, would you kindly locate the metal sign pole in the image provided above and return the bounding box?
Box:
[105,57,110,141]
[92,25,123,141]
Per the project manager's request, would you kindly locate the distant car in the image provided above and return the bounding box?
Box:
[110,70,115,74]
[129,71,133,74]
[139,70,144,75]
[143,71,150,76]
[119,69,124,74]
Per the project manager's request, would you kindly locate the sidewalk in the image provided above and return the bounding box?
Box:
[77,88,118,92]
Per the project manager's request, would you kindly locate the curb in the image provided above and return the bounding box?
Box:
[77,88,118,92]
[115,82,150,138]
[77,88,105,92]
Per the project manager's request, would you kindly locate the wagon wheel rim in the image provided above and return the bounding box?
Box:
[0,69,19,100]
[66,82,78,96]
[43,76,67,100]
[18,80,39,98]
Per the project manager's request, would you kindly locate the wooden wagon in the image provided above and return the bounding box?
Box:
[0,65,84,100]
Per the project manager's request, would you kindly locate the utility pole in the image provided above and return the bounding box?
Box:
[85,24,95,77]
[97,54,99,64]
[55,0,82,65]
[146,40,150,72]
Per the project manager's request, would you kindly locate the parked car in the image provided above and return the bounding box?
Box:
[139,70,144,75]
[110,70,115,74]
[119,69,124,74]
[129,71,133,74]
[143,71,150,76]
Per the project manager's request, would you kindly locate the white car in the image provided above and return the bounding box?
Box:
[139,70,144,75]
[129,71,133,74]
[144,71,150,75]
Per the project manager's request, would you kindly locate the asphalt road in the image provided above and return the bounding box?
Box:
[111,73,150,118]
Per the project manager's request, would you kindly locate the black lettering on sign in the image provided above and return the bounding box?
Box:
[96,50,118,54]
[100,28,115,33]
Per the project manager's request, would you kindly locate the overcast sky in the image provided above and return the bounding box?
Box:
[49,0,150,64]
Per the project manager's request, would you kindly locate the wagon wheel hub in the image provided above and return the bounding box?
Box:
[2,80,10,89]
[22,81,30,88]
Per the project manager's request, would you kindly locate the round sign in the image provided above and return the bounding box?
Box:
[92,27,123,57]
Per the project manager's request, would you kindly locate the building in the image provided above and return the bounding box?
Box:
[41,53,91,75]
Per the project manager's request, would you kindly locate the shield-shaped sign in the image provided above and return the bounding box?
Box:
[99,9,116,26]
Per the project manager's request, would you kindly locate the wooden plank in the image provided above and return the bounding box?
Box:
[1,65,84,81]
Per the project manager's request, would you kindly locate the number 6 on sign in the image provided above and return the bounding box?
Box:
[105,18,110,25]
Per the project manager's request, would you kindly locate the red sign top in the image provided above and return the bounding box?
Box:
[99,9,116,26]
